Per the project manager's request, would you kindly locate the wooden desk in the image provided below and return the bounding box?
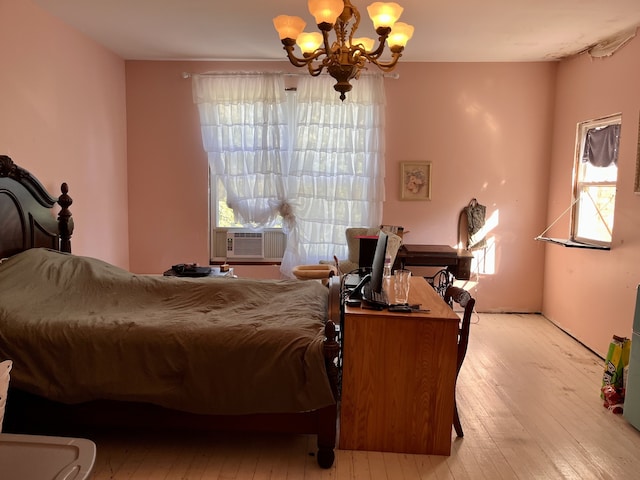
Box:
[339,276,459,455]
[395,244,473,280]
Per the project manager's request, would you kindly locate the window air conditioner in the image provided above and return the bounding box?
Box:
[226,231,264,259]
[212,229,285,262]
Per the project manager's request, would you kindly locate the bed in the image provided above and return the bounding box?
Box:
[0,155,341,468]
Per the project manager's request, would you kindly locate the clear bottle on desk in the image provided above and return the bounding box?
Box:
[383,255,392,279]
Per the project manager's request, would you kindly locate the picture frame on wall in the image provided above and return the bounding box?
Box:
[400,161,432,200]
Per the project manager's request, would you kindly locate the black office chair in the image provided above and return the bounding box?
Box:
[444,285,475,437]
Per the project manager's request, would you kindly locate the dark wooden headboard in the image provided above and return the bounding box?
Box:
[0,155,73,259]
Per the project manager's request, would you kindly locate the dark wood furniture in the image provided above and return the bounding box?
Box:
[395,244,474,280]
[339,276,460,455]
[444,285,476,438]
[0,156,340,468]
[0,155,73,258]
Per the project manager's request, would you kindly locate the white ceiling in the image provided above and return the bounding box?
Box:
[34,0,640,62]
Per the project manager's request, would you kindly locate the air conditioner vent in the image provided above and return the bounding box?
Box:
[227,232,264,258]
[211,229,286,262]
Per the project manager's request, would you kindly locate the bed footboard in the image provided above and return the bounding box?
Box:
[317,318,340,467]
[323,320,341,400]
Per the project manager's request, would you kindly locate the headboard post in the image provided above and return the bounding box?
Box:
[57,182,73,253]
[0,155,74,256]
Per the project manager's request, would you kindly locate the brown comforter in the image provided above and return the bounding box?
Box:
[0,249,335,415]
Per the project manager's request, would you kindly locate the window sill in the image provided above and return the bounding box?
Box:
[210,260,282,266]
[535,236,610,250]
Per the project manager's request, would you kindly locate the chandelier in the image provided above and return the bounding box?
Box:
[273,0,414,101]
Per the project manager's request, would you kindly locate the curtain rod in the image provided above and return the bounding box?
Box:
[182,71,399,80]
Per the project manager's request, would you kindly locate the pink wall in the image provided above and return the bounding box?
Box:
[384,62,556,312]
[126,62,215,274]
[126,61,557,312]
[11,0,638,355]
[543,35,640,356]
[0,0,129,268]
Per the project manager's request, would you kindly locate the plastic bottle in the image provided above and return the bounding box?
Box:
[383,255,392,278]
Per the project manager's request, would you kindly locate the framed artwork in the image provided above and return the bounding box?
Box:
[400,161,432,200]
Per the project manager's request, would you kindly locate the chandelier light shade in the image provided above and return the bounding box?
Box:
[308,0,344,24]
[273,0,414,101]
[367,2,403,29]
[273,16,307,41]
[387,22,414,48]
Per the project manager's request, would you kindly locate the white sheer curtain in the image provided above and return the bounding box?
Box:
[280,75,386,276]
[192,73,288,226]
[193,72,385,277]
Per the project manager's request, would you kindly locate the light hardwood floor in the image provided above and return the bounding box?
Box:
[88,313,640,479]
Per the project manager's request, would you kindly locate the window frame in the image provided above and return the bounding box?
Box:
[199,74,385,271]
[570,114,621,248]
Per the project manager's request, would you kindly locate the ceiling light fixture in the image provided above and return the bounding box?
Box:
[273,0,414,101]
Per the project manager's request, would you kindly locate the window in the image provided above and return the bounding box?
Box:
[212,177,282,228]
[571,114,621,247]
[213,178,242,228]
[194,73,385,275]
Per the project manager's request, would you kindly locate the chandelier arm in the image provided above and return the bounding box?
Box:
[307,63,325,76]
[282,43,326,68]
[363,51,404,72]
[321,29,334,59]
[281,43,313,68]
[286,54,313,69]
[321,54,337,71]
[363,34,392,60]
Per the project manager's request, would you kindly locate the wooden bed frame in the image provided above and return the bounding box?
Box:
[0,156,341,468]
[0,155,73,257]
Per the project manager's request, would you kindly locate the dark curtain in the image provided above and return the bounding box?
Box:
[582,124,620,167]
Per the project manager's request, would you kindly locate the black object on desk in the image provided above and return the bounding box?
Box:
[356,235,378,271]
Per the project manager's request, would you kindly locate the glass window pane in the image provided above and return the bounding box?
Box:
[579,161,617,182]
[215,177,283,229]
[575,185,615,243]
[217,178,243,228]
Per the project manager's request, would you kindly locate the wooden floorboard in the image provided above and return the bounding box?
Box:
[79,314,640,479]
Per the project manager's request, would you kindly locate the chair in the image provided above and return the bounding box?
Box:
[331,227,403,274]
[425,268,455,301]
[443,286,475,437]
